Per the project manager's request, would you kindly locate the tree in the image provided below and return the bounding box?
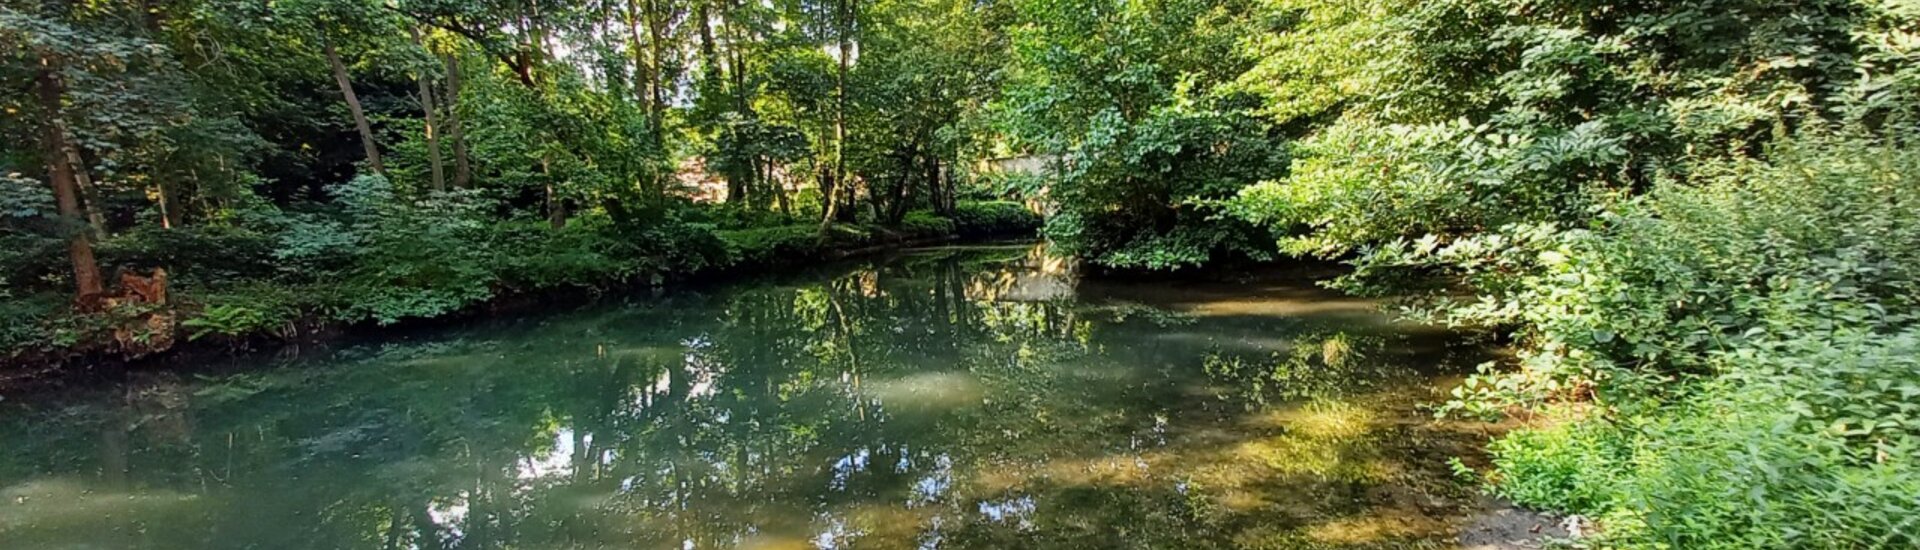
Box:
[35,54,104,297]
[996,0,1284,269]
[326,38,385,175]
[3,3,123,298]
[819,0,857,232]
[443,52,474,189]
[411,27,447,191]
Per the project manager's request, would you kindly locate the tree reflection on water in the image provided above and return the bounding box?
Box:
[0,244,1502,549]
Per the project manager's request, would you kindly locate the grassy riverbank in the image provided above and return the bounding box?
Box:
[0,192,1038,377]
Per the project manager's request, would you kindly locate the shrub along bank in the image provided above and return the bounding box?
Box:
[0,184,1038,374]
[1442,133,1920,548]
[1204,0,1920,546]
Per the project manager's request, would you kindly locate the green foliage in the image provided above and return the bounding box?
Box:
[1492,330,1920,548]
[323,175,496,324]
[718,225,830,266]
[998,0,1286,270]
[97,225,279,285]
[1484,420,1622,514]
[487,217,638,290]
[0,292,65,355]
[1445,130,1920,547]
[948,200,1041,237]
[182,304,273,341]
[1431,133,1920,406]
[895,210,956,238]
[1214,0,1920,545]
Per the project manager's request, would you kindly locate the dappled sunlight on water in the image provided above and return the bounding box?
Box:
[0,244,1500,549]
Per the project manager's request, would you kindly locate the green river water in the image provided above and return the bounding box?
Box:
[0,244,1507,549]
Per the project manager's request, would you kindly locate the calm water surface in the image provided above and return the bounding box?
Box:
[0,244,1503,549]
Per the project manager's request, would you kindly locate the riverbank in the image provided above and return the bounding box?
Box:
[0,201,1042,389]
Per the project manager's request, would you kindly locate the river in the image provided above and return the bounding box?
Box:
[0,244,1512,549]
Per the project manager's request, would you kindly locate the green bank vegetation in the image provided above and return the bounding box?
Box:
[2,0,1038,359]
[6,0,1920,545]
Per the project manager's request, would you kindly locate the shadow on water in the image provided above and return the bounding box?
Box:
[0,243,1506,549]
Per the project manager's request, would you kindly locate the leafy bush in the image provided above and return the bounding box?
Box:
[717,225,828,266]
[895,210,956,238]
[692,204,806,230]
[0,233,66,289]
[0,292,65,355]
[625,219,731,276]
[326,175,499,324]
[269,212,361,277]
[182,304,272,340]
[1227,119,1619,261]
[949,200,1041,237]
[1040,105,1289,270]
[183,281,318,336]
[1440,133,1920,409]
[1485,419,1622,514]
[997,0,1290,270]
[1,178,77,288]
[488,217,636,290]
[1495,330,1920,548]
[1440,132,1920,546]
[97,225,279,285]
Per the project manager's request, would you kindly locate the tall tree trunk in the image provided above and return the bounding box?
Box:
[722,0,749,114]
[727,156,748,204]
[770,160,791,216]
[417,77,446,191]
[325,38,385,175]
[624,0,653,114]
[154,179,180,228]
[696,0,717,75]
[37,58,104,298]
[821,0,853,233]
[926,154,948,215]
[645,0,667,133]
[939,158,955,214]
[68,146,108,233]
[412,28,446,191]
[443,53,473,188]
[816,161,835,217]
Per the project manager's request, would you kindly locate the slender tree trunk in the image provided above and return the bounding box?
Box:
[727,156,748,204]
[624,0,653,112]
[723,0,749,115]
[68,146,107,233]
[771,160,791,216]
[696,0,717,74]
[940,158,956,214]
[37,58,104,298]
[645,0,667,132]
[325,38,384,175]
[816,161,834,214]
[412,28,446,191]
[443,53,473,188]
[154,179,179,228]
[926,154,948,215]
[821,0,853,233]
[418,77,445,191]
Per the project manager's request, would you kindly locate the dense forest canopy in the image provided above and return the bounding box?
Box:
[6,0,1920,546]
